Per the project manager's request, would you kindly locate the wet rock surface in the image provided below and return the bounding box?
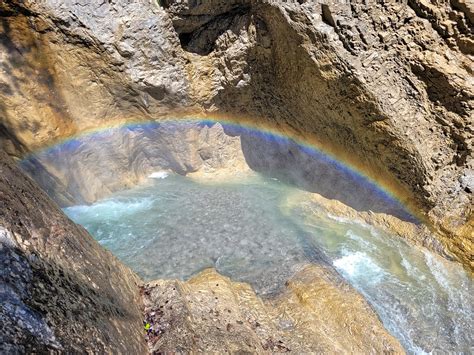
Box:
[142,266,404,353]
[0,151,146,353]
[0,227,61,353]
[0,0,473,353]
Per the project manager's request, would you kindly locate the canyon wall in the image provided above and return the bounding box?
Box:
[0,1,473,351]
[21,122,248,204]
[0,150,146,352]
[0,1,472,265]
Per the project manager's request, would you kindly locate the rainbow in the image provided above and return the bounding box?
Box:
[21,115,422,222]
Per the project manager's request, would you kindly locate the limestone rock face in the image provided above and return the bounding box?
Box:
[1,1,472,352]
[0,151,146,353]
[175,0,474,266]
[21,122,247,204]
[142,265,404,353]
[0,0,190,154]
[0,0,472,267]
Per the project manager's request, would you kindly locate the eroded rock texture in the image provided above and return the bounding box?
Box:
[0,151,146,353]
[1,0,472,352]
[0,0,472,267]
[0,0,190,153]
[21,122,247,204]
[142,265,403,353]
[169,0,474,267]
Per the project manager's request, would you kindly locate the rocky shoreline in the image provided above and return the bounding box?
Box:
[1,149,406,352]
[142,266,403,353]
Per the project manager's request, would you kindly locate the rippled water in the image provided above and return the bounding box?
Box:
[64,174,473,354]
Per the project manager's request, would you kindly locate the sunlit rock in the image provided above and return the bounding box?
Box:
[142,266,404,353]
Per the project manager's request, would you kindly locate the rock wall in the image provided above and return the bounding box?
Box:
[21,122,248,205]
[171,0,473,266]
[0,1,472,264]
[0,150,146,353]
[0,2,472,350]
[0,0,191,154]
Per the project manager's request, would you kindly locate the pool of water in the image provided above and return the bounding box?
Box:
[64,173,473,354]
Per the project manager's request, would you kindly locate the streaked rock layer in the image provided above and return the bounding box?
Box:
[142,266,403,353]
[0,151,146,353]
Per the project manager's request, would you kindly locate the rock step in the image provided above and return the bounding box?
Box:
[142,265,404,353]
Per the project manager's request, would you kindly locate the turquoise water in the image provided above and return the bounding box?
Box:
[64,174,473,354]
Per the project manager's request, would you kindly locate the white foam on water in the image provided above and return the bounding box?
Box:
[326,213,352,224]
[333,251,385,284]
[412,346,431,355]
[400,255,425,280]
[424,250,473,301]
[345,230,375,250]
[424,251,454,293]
[327,213,381,240]
[327,214,371,229]
[423,250,474,347]
[65,197,153,221]
[148,171,169,179]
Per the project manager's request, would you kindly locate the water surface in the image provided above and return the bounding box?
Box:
[64,174,473,354]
